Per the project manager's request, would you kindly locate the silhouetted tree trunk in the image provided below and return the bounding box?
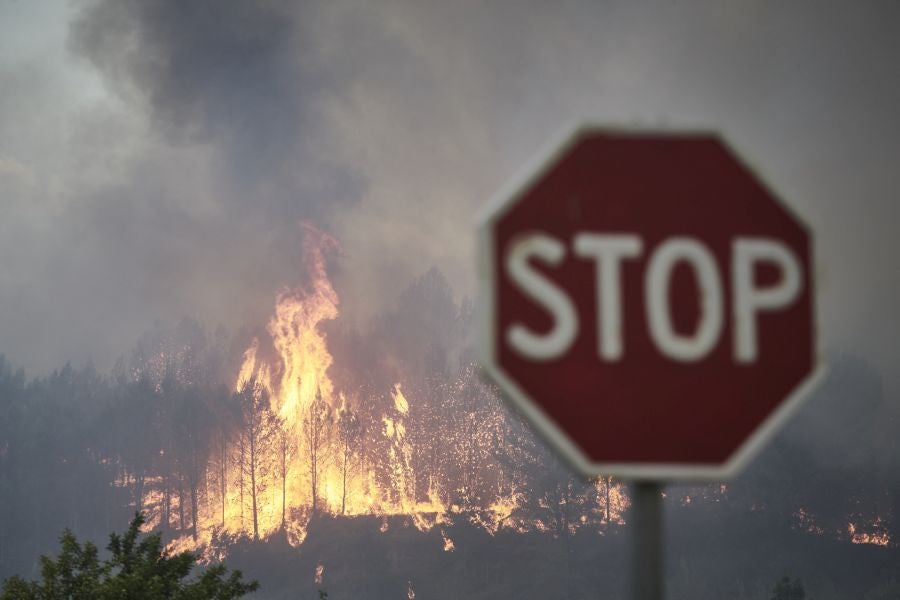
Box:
[179,477,186,532]
[238,436,245,530]
[134,469,146,516]
[337,405,360,516]
[189,467,200,541]
[605,475,612,525]
[278,425,293,528]
[236,379,278,540]
[249,427,258,540]
[303,388,331,515]
[220,439,227,528]
[163,478,171,530]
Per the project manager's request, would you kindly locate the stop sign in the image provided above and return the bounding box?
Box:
[478,126,823,480]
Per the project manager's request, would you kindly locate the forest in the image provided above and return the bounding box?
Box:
[1,266,899,599]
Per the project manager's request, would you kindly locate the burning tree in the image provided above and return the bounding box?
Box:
[277,419,296,529]
[336,402,363,515]
[383,385,416,512]
[447,363,508,510]
[302,387,332,515]
[235,379,279,540]
[170,383,215,541]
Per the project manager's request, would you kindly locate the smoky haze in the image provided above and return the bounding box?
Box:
[2,3,900,598]
[1,0,899,393]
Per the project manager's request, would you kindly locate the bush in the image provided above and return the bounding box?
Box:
[0,513,258,599]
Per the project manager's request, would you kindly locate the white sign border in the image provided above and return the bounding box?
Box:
[476,122,826,482]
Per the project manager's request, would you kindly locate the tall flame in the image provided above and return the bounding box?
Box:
[266,226,339,422]
[188,225,450,550]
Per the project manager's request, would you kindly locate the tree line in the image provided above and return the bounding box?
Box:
[1,269,898,587]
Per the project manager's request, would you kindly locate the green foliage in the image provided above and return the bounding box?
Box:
[772,577,807,600]
[0,513,258,599]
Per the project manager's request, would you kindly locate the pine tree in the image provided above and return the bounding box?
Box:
[0,513,258,599]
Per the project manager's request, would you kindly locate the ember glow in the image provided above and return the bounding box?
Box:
[847,519,891,547]
[791,508,892,547]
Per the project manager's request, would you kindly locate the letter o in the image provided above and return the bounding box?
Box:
[645,238,723,362]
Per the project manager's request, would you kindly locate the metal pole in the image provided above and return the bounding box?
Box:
[631,481,664,600]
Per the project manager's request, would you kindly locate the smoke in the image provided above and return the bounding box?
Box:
[1,0,899,392]
[68,0,358,223]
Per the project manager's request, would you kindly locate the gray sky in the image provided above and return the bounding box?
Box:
[1,0,898,393]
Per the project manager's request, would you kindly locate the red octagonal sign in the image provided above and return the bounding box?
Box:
[478,126,823,480]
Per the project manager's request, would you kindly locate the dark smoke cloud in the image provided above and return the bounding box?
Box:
[68,0,359,224]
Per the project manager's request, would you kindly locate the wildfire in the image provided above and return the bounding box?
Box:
[147,224,644,558]
[847,519,891,546]
[186,226,451,550]
[440,528,455,552]
[88,227,895,563]
[595,476,629,526]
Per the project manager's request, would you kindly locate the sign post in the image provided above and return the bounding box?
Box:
[632,481,663,600]
[477,125,822,599]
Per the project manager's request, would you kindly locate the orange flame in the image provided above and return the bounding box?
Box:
[847,519,891,546]
[185,225,452,551]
